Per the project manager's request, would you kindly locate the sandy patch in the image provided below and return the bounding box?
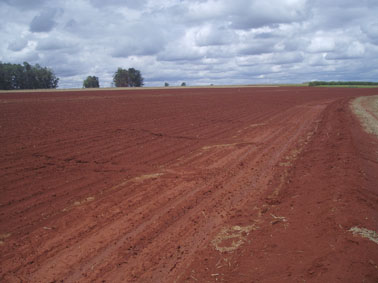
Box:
[351,95,378,137]
[133,173,163,182]
[212,225,258,253]
[349,226,378,244]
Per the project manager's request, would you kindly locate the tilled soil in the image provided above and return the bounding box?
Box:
[0,87,377,282]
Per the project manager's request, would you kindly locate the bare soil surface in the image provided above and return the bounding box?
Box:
[0,87,377,282]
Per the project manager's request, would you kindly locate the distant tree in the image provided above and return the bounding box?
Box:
[113,67,144,87]
[181,82,186,86]
[83,76,99,88]
[0,61,59,90]
[164,82,169,87]
[113,68,129,87]
[127,68,144,87]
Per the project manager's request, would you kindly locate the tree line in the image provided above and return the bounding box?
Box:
[0,61,144,90]
[83,68,144,88]
[84,68,144,88]
[0,62,59,90]
[309,81,378,86]
[164,82,187,87]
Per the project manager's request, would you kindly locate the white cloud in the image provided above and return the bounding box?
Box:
[307,36,335,53]
[325,41,365,60]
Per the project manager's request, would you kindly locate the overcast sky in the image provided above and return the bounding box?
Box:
[1,0,378,88]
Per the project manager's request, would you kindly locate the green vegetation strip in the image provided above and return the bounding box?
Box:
[309,81,378,87]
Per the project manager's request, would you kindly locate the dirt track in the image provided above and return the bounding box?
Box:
[0,87,377,282]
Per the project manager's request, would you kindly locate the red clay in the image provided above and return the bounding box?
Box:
[0,87,377,282]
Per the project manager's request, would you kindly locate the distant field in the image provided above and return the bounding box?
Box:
[0,84,306,93]
[3,82,378,93]
[0,84,277,93]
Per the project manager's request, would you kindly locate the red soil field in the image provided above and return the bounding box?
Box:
[0,86,377,282]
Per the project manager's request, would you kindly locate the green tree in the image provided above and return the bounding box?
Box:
[113,67,144,87]
[127,68,144,87]
[83,76,99,88]
[113,67,129,87]
[164,82,169,87]
[0,61,59,90]
[181,82,186,86]
[33,64,59,89]
[0,63,13,90]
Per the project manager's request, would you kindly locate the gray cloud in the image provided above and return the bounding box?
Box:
[3,0,47,10]
[36,39,63,51]
[110,20,167,57]
[238,39,277,55]
[0,0,377,88]
[195,25,238,46]
[29,8,60,32]
[271,52,304,65]
[361,22,378,45]
[157,50,203,62]
[228,0,309,29]
[8,38,28,51]
[90,0,147,10]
